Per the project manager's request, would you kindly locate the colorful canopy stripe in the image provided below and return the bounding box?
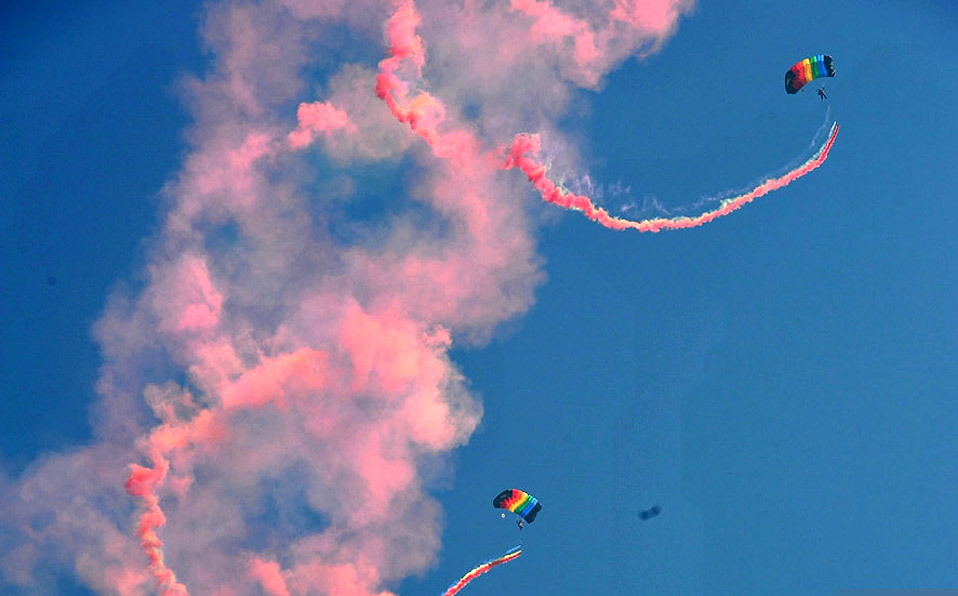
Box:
[785,54,835,94]
[493,488,541,523]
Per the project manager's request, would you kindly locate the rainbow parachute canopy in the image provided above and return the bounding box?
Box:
[493,489,541,523]
[785,54,835,94]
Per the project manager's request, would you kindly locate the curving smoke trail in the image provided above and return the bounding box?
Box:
[377,0,838,235]
[628,106,838,220]
[503,122,839,232]
[439,546,522,596]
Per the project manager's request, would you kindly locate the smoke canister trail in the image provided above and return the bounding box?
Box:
[646,109,836,219]
[440,546,522,596]
[126,452,189,596]
[376,1,839,234]
[504,122,839,232]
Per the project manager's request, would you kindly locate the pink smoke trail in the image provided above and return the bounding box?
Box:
[439,546,522,596]
[125,452,189,596]
[623,107,837,220]
[503,122,839,231]
[377,0,837,234]
[123,340,333,594]
[124,376,229,596]
[375,1,428,133]
[375,0,493,169]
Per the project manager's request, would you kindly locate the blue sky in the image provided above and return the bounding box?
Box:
[2,1,956,595]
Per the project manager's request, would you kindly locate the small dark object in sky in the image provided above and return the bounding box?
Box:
[46,276,58,287]
[638,505,661,520]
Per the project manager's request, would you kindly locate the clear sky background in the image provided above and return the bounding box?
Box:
[2,1,957,595]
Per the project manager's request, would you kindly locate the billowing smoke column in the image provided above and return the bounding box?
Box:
[439,546,522,596]
[5,0,837,593]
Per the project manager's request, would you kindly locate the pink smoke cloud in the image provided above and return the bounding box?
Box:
[1,0,703,594]
[288,101,355,150]
[248,557,291,596]
[507,0,695,87]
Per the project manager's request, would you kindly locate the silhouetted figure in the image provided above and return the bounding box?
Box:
[638,505,662,521]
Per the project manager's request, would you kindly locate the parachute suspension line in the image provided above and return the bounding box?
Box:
[439,546,523,596]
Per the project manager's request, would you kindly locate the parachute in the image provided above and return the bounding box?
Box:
[435,492,533,596]
[493,489,541,523]
[785,54,835,94]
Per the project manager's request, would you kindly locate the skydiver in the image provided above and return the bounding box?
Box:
[817,87,827,101]
[639,504,662,520]
[517,519,525,530]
